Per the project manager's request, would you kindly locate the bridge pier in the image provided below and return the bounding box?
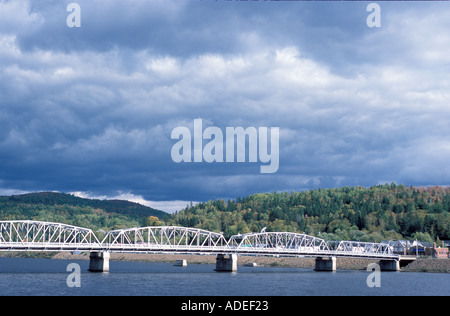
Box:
[314,256,336,271]
[88,252,110,272]
[379,259,400,271]
[215,254,237,272]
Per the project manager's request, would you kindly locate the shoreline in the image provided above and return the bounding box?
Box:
[1,252,448,273]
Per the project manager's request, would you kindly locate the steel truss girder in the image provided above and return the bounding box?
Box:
[0,220,101,247]
[102,226,228,250]
[0,220,397,259]
[229,231,329,253]
[328,240,394,257]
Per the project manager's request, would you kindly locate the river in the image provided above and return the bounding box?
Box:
[0,257,448,296]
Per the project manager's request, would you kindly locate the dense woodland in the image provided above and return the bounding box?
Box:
[169,184,450,243]
[0,185,449,243]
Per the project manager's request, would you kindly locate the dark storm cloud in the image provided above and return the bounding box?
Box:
[1,0,450,211]
[13,1,372,61]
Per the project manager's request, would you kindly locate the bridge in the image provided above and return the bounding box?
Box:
[0,220,408,272]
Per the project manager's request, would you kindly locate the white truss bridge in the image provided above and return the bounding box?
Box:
[0,220,398,260]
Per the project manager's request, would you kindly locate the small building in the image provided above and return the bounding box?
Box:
[384,240,410,255]
[433,243,449,258]
[408,241,433,256]
[383,240,434,256]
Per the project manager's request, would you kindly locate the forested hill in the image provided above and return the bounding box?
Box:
[1,185,449,243]
[0,192,169,232]
[168,184,450,242]
[2,192,167,218]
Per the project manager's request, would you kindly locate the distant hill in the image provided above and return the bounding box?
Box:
[0,192,169,232]
[3,192,168,218]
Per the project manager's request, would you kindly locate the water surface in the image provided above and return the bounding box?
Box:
[0,257,448,296]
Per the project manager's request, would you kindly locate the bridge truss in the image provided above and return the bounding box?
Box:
[0,220,397,259]
[228,231,329,255]
[102,226,228,252]
[0,220,101,251]
[327,240,394,258]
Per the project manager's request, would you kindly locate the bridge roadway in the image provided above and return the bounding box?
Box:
[0,220,406,272]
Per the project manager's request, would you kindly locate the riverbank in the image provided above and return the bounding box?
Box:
[50,252,450,273]
[401,258,450,273]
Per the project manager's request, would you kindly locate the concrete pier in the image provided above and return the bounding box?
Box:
[215,254,237,272]
[379,259,400,271]
[174,259,187,267]
[314,256,336,271]
[88,252,110,272]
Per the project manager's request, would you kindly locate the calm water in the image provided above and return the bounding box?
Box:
[0,257,448,296]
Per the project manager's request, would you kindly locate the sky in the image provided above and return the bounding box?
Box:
[1,0,450,213]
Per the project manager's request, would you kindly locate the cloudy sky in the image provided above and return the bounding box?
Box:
[1,0,450,213]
